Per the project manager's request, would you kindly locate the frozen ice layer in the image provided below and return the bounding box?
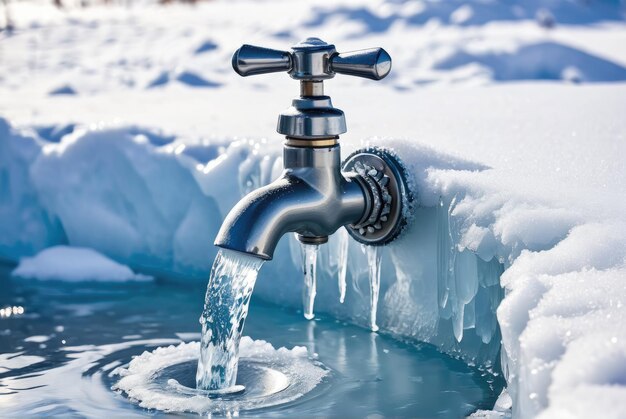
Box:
[12,245,152,282]
[112,337,328,414]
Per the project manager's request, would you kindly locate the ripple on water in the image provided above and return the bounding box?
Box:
[112,337,329,414]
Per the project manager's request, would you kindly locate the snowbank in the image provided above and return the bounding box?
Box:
[12,245,152,282]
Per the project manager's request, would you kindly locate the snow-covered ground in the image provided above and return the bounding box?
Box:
[1,0,625,417]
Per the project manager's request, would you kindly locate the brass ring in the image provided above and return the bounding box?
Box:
[285,137,338,147]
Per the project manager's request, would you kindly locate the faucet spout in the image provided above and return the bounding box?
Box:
[214,145,368,260]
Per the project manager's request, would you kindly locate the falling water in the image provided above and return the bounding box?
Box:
[196,249,264,390]
[364,245,383,332]
[301,244,319,320]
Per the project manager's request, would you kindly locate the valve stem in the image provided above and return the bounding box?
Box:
[300,81,324,97]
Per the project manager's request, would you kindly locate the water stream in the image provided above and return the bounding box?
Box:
[196,249,264,390]
[301,243,319,320]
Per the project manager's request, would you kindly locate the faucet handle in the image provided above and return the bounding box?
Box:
[232,39,392,81]
[330,48,392,81]
[232,44,292,77]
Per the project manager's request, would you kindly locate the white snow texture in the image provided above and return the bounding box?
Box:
[12,245,152,282]
[1,0,625,417]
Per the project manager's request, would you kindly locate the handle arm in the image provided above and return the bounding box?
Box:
[330,48,392,80]
[232,44,292,77]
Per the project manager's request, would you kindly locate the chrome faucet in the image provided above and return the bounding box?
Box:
[215,38,413,260]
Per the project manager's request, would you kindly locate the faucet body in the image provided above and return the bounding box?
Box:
[215,146,368,260]
[215,38,412,260]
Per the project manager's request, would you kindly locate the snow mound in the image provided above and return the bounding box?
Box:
[498,225,626,417]
[12,245,152,282]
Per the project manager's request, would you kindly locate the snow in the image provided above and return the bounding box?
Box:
[12,245,153,282]
[1,0,625,417]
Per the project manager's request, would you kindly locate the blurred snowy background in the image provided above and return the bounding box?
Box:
[2,0,626,93]
[1,0,625,418]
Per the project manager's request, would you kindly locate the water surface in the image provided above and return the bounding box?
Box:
[0,264,504,417]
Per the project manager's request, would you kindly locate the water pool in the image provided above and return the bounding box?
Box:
[0,264,504,417]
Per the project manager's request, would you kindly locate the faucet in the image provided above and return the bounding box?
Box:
[215,37,413,260]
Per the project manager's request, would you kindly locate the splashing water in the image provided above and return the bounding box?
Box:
[301,244,319,320]
[196,249,264,390]
[365,245,383,332]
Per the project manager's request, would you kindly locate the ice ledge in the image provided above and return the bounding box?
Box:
[0,117,624,417]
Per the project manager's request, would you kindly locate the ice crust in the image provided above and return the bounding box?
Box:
[12,245,152,282]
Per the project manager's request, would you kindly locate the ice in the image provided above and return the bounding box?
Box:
[0,118,61,258]
[4,121,227,279]
[12,245,152,282]
[364,245,383,332]
[301,244,319,320]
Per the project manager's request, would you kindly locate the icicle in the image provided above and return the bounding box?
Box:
[365,245,383,332]
[301,243,319,320]
[337,229,349,303]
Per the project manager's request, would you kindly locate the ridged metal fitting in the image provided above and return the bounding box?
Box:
[342,147,414,245]
[297,234,329,245]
